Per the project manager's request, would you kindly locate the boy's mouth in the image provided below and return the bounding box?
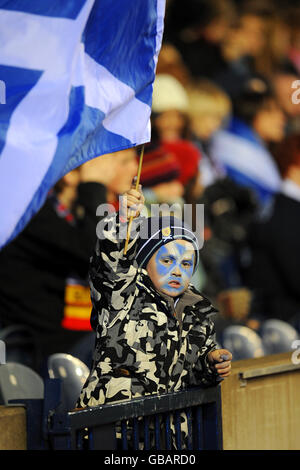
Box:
[168,280,181,288]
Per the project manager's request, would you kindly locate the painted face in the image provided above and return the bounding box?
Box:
[146,239,195,297]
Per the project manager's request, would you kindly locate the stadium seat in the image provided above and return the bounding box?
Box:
[259,319,299,355]
[221,325,265,360]
[0,362,44,405]
[0,324,42,371]
[47,353,90,411]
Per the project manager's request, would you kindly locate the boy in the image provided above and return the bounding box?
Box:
[77,184,231,408]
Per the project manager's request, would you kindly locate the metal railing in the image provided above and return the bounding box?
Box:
[47,384,223,450]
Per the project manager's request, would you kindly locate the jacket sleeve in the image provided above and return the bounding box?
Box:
[89,211,145,332]
[189,313,223,387]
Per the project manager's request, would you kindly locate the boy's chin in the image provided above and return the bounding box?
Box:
[159,286,188,298]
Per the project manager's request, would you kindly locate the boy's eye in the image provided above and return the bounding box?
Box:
[182,260,192,268]
[160,257,173,264]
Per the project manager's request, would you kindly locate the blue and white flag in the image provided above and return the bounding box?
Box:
[0,0,165,248]
[211,119,281,207]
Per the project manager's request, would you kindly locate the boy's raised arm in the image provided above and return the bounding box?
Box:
[89,186,145,327]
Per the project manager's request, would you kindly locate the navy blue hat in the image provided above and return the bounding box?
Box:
[135,216,200,271]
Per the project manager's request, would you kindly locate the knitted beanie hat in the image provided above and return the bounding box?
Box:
[139,146,181,187]
[152,74,189,114]
[136,216,200,271]
[160,139,201,185]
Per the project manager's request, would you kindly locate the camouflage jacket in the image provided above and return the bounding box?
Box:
[77,213,220,408]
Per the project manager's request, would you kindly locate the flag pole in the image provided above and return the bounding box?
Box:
[123,144,144,255]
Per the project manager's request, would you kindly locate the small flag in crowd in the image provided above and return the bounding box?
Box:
[0,0,165,249]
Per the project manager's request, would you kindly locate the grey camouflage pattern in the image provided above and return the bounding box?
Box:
[77,213,220,410]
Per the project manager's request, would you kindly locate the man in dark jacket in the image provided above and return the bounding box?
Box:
[245,134,300,327]
[0,155,119,367]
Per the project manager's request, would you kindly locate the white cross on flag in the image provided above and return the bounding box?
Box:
[0,0,165,248]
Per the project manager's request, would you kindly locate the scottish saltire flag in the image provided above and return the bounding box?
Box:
[211,119,281,207]
[0,0,165,249]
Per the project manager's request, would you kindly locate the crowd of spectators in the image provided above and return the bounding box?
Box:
[159,0,300,342]
[1,0,300,372]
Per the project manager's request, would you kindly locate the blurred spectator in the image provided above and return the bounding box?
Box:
[184,81,257,331]
[192,172,258,338]
[253,8,297,80]
[164,0,298,103]
[215,0,274,98]
[211,81,286,209]
[150,74,202,204]
[164,0,237,80]
[0,154,121,370]
[151,73,190,142]
[193,77,285,330]
[198,177,257,301]
[163,0,300,338]
[287,7,300,75]
[155,43,191,86]
[272,68,300,134]
[187,79,231,187]
[104,148,138,210]
[139,145,184,218]
[244,134,300,329]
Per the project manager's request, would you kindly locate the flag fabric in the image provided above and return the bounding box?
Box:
[0,0,165,249]
[211,120,281,207]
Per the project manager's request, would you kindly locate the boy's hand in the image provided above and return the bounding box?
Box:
[121,181,145,220]
[207,348,232,378]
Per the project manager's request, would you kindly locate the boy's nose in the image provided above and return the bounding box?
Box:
[172,265,181,277]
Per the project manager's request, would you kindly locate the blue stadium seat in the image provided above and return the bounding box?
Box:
[221,325,265,360]
[259,319,299,355]
[47,353,90,411]
[0,362,44,405]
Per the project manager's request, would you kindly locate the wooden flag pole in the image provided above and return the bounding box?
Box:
[123,145,144,255]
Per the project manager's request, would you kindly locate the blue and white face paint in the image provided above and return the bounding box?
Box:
[146,239,195,297]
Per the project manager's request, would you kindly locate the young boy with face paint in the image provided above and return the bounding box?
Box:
[147,240,196,296]
[77,184,232,411]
